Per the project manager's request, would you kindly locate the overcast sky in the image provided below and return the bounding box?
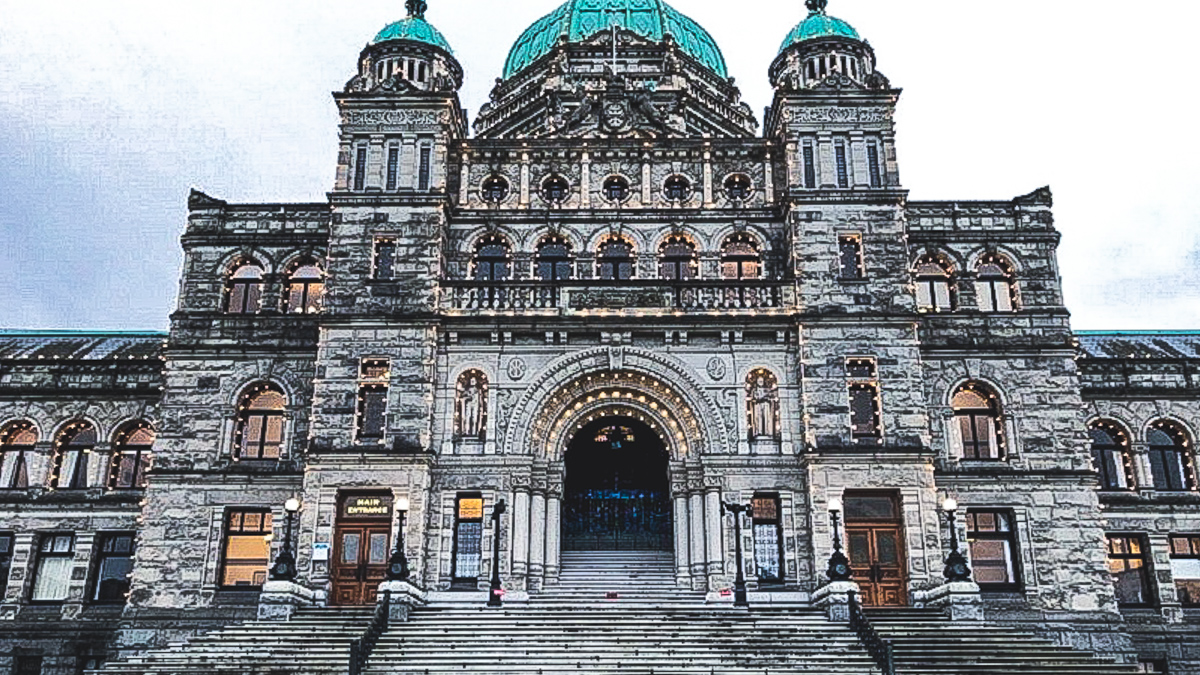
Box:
[1,0,1198,331]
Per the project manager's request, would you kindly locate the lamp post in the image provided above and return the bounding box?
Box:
[386,496,411,582]
[269,497,302,581]
[487,499,507,607]
[826,496,853,582]
[941,497,972,582]
[722,501,751,607]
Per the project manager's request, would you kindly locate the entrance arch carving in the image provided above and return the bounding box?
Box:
[502,348,731,457]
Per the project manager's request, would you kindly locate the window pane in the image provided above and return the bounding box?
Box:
[341,533,361,565]
[33,555,73,601]
[753,522,781,582]
[454,521,483,579]
[368,532,390,565]
[94,556,133,602]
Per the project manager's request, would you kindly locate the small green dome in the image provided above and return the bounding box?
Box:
[373,1,453,54]
[779,4,861,53]
[503,0,728,80]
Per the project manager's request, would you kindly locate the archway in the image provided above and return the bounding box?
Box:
[562,416,672,551]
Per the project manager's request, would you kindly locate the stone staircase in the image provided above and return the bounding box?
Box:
[865,608,1140,675]
[94,551,1140,675]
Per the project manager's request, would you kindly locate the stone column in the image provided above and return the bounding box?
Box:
[702,149,714,207]
[1148,532,1184,624]
[511,490,530,578]
[1131,442,1153,491]
[369,135,386,190]
[580,152,591,209]
[673,493,691,586]
[688,491,706,581]
[528,492,547,584]
[544,495,561,582]
[704,489,723,578]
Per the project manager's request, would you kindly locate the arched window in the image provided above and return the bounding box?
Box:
[541,175,570,204]
[724,174,752,202]
[602,176,630,203]
[535,236,573,281]
[481,175,509,204]
[915,257,954,312]
[658,236,697,280]
[109,422,154,490]
[597,238,635,281]
[472,235,511,281]
[285,262,324,314]
[1148,421,1196,491]
[952,384,1004,460]
[51,422,97,489]
[0,421,36,489]
[721,234,761,280]
[1089,421,1134,491]
[975,255,1016,313]
[225,262,265,314]
[234,385,287,461]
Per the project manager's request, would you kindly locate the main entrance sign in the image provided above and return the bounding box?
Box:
[563,417,672,551]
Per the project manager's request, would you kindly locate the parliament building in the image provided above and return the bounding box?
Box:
[2,1,1199,673]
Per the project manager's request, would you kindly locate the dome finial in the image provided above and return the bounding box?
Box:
[806,0,828,14]
[406,0,427,19]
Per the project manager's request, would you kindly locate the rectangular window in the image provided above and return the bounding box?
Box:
[846,358,881,445]
[31,533,74,602]
[452,494,484,581]
[835,141,849,188]
[966,510,1021,588]
[356,358,390,443]
[1169,534,1200,607]
[373,239,396,281]
[802,141,816,189]
[1108,535,1153,606]
[91,533,135,603]
[1137,661,1168,674]
[220,510,273,589]
[75,648,104,675]
[752,494,784,583]
[418,145,432,191]
[867,141,883,188]
[13,655,42,675]
[386,147,400,191]
[0,533,12,597]
[353,146,368,191]
[838,235,865,280]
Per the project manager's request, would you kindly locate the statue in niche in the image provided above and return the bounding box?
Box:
[456,372,487,439]
[747,373,779,439]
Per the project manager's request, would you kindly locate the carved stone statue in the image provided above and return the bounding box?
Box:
[748,375,779,438]
[457,375,486,438]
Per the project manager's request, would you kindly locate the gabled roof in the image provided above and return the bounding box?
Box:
[1076,331,1200,360]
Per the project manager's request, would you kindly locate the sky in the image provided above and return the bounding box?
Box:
[1,0,1198,331]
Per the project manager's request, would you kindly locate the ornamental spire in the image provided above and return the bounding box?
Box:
[406,0,427,19]
[806,0,828,14]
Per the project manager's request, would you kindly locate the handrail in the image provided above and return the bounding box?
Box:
[440,279,790,311]
[348,589,391,675]
[847,590,896,675]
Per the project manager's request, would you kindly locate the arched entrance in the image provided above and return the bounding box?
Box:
[562,416,672,551]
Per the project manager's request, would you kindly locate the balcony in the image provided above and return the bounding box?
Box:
[440,280,794,315]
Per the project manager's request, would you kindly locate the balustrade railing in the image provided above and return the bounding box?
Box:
[348,589,391,675]
[441,280,791,312]
[847,590,896,675]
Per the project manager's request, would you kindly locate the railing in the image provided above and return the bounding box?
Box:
[348,589,391,675]
[847,590,896,675]
[440,280,791,312]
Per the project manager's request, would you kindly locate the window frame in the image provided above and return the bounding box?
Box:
[1169,534,1200,608]
[356,359,390,444]
[662,175,692,202]
[1089,421,1135,492]
[596,238,636,282]
[90,532,135,604]
[847,358,882,446]
[481,175,510,204]
[838,235,866,281]
[1147,422,1196,492]
[952,385,1005,461]
[373,239,397,281]
[602,175,631,203]
[1,421,36,490]
[720,234,762,281]
[915,258,954,312]
[0,532,13,598]
[472,235,512,282]
[108,422,154,490]
[965,509,1023,591]
[233,385,287,461]
[534,237,573,282]
[975,257,1016,313]
[451,493,485,583]
[30,532,76,604]
[1107,534,1155,608]
[224,262,265,315]
[751,493,785,584]
[219,509,274,591]
[284,262,324,315]
[51,422,97,490]
[658,236,698,281]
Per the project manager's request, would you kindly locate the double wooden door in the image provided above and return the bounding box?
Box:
[846,523,907,606]
[332,524,391,605]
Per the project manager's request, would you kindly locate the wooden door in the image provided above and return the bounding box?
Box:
[846,523,907,606]
[332,524,391,605]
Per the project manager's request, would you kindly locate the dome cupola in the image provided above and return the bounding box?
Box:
[345,0,463,94]
[502,0,728,80]
[770,0,888,92]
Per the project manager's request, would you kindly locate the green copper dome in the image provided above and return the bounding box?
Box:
[373,1,454,54]
[779,0,861,53]
[503,0,728,80]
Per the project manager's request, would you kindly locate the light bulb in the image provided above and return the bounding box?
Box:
[942,497,958,512]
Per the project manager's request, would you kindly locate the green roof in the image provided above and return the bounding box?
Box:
[503,0,728,80]
[373,17,454,54]
[779,9,861,53]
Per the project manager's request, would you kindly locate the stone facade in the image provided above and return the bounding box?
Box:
[1,1,1198,674]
